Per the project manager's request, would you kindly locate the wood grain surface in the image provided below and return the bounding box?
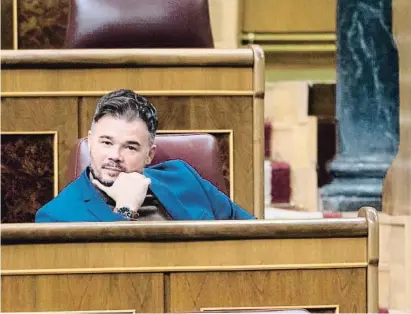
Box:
[1,97,78,190]
[169,269,366,313]
[1,273,163,312]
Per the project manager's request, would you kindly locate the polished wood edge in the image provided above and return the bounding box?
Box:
[1,311,136,314]
[252,44,265,219]
[358,207,379,313]
[240,32,337,42]
[157,129,233,134]
[251,44,336,53]
[1,131,58,135]
[358,207,379,265]
[12,0,18,50]
[251,45,265,95]
[54,132,59,196]
[0,131,59,197]
[228,131,234,200]
[0,91,255,97]
[1,263,368,275]
[1,49,254,67]
[200,304,339,313]
[240,33,336,53]
[367,264,379,313]
[1,219,368,244]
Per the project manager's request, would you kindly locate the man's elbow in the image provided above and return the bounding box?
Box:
[35,210,54,223]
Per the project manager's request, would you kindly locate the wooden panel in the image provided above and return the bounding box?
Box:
[2,238,367,271]
[265,52,336,70]
[1,97,78,190]
[1,68,253,93]
[242,0,336,33]
[1,273,163,312]
[263,52,336,83]
[213,132,231,192]
[240,0,336,81]
[169,269,366,313]
[80,96,253,211]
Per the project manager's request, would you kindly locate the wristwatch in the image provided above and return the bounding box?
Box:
[116,207,139,220]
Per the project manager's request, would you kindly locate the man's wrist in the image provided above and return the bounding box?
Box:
[115,206,139,219]
[115,202,138,211]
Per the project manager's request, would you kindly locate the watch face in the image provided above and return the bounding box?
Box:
[117,207,133,219]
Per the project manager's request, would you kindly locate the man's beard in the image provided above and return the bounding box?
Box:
[89,166,115,187]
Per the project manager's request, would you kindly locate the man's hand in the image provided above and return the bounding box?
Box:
[92,172,151,213]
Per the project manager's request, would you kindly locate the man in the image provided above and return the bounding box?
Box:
[36,89,255,222]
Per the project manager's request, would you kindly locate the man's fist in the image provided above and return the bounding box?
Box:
[93,172,151,214]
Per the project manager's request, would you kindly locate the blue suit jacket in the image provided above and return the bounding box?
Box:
[35,160,255,222]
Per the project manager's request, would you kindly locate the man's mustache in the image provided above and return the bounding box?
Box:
[102,162,125,171]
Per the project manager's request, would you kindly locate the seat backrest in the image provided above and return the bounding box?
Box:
[65,0,214,48]
[67,133,228,195]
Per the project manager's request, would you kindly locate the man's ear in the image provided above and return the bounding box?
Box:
[146,144,157,165]
[87,130,92,154]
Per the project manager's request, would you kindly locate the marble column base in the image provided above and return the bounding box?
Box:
[321,154,394,211]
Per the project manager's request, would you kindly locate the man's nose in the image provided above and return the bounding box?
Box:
[108,147,123,161]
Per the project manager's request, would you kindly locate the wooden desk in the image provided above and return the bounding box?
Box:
[239,0,336,81]
[1,47,264,219]
[1,208,378,313]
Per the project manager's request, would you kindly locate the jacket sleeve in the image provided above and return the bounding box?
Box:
[35,204,62,223]
[181,161,256,220]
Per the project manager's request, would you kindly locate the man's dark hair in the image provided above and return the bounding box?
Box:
[92,89,158,144]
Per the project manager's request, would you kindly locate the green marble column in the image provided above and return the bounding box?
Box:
[321,0,399,211]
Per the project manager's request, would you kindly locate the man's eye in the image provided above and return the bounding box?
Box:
[127,146,137,151]
[102,141,112,146]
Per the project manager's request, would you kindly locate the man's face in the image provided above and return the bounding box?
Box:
[88,116,156,186]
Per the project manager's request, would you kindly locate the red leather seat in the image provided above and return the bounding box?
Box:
[65,0,214,48]
[67,133,228,195]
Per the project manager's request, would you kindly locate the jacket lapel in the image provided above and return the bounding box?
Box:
[78,170,127,222]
